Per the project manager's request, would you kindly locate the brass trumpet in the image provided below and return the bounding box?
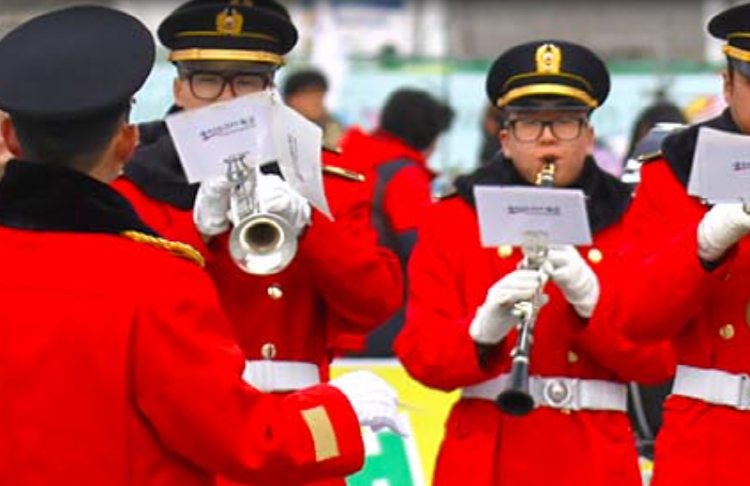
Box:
[225,155,297,275]
[495,158,556,415]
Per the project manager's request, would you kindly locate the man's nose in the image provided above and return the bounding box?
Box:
[216,84,237,102]
[538,122,557,142]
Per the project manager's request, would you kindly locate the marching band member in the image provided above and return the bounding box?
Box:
[112,1,404,458]
[0,6,399,486]
[595,4,750,485]
[395,40,674,486]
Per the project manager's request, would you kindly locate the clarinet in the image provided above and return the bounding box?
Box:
[495,158,556,416]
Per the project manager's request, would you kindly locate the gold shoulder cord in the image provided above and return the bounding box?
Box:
[435,188,458,200]
[121,230,205,267]
[636,150,663,163]
[322,164,366,182]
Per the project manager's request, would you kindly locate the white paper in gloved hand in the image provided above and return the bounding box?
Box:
[698,203,750,262]
[543,245,599,318]
[255,173,312,235]
[329,370,409,437]
[193,175,234,236]
[469,269,545,345]
[270,94,332,220]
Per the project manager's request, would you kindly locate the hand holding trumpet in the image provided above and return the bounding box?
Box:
[193,171,310,237]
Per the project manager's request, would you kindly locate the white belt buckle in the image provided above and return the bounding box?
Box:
[542,378,580,411]
[738,373,750,410]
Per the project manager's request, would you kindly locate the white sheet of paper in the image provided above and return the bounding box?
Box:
[165,93,275,183]
[474,186,591,246]
[689,127,750,202]
[271,100,331,219]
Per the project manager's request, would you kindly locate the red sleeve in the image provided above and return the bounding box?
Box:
[595,160,725,343]
[382,165,433,233]
[394,204,502,391]
[572,300,676,384]
[297,172,403,332]
[132,257,364,485]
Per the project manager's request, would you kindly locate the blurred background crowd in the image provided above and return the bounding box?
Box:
[0,0,737,188]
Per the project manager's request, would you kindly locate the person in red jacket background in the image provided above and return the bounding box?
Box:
[338,88,454,356]
[113,0,403,429]
[394,39,675,486]
[0,6,398,486]
[591,3,750,485]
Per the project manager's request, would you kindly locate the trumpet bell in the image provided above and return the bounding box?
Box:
[229,212,298,275]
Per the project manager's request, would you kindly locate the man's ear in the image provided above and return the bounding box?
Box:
[586,124,596,154]
[173,77,187,108]
[114,123,139,165]
[722,69,733,105]
[499,129,512,159]
[1,117,22,157]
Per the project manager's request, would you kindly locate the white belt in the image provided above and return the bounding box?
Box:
[462,374,628,412]
[672,364,750,410]
[242,360,321,392]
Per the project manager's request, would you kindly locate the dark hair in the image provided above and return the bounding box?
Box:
[281,69,328,98]
[11,102,130,171]
[379,88,454,151]
[623,100,686,161]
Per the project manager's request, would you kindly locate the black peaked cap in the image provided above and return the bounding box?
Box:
[158,0,298,69]
[0,6,154,120]
[486,39,610,110]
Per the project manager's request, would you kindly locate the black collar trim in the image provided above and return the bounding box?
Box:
[125,121,199,210]
[660,109,741,187]
[0,160,157,236]
[454,154,632,234]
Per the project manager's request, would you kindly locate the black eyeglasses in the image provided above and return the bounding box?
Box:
[508,117,588,142]
[181,71,272,101]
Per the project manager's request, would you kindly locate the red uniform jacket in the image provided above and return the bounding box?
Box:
[594,110,750,486]
[0,161,364,486]
[395,158,675,486]
[339,127,434,242]
[337,127,435,354]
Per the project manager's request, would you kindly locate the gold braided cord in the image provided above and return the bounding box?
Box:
[121,231,205,267]
[169,48,284,65]
[724,44,750,63]
[502,71,593,93]
[496,84,599,109]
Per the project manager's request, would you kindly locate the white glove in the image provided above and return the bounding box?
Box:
[193,175,234,236]
[543,245,600,318]
[698,203,750,261]
[255,174,311,235]
[329,370,408,436]
[469,269,545,345]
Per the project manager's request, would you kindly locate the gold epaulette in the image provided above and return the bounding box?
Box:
[636,150,663,164]
[322,143,343,155]
[322,164,366,182]
[120,230,205,267]
[435,188,458,200]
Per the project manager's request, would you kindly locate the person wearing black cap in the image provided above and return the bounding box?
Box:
[111,0,405,478]
[590,3,750,485]
[0,5,402,486]
[394,40,675,486]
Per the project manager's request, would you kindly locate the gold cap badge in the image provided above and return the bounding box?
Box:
[535,43,562,74]
[216,8,244,36]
